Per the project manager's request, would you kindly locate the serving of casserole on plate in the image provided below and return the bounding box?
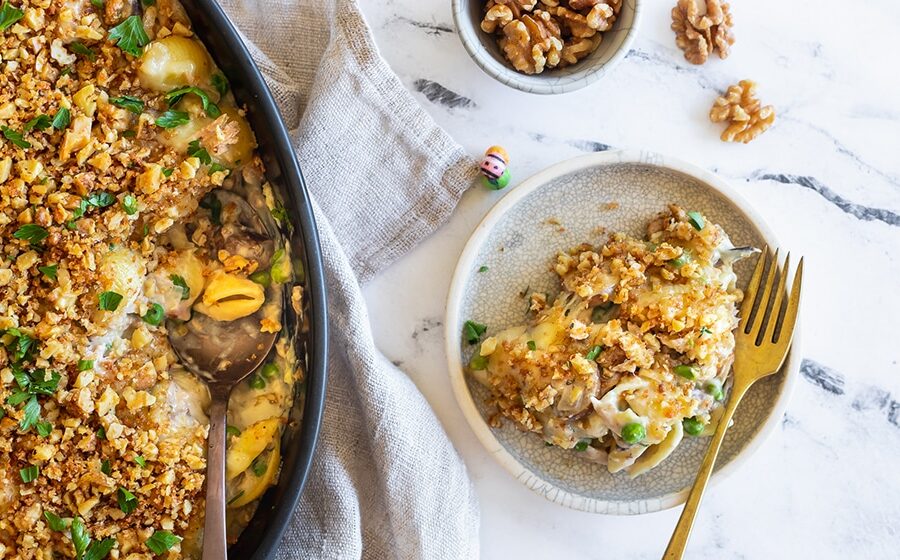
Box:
[0,0,327,557]
[446,151,801,514]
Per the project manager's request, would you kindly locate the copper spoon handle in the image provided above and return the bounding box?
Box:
[202,396,228,560]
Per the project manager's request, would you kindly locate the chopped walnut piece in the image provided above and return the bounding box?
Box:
[500,11,563,74]
[671,0,734,64]
[560,36,601,66]
[482,3,514,32]
[709,80,776,143]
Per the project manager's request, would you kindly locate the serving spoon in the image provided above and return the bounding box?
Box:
[169,316,277,560]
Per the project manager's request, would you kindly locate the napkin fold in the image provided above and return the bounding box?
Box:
[217,0,481,557]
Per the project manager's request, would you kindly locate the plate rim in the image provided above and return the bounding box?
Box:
[444,150,801,514]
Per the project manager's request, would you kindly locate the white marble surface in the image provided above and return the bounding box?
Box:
[356,1,900,557]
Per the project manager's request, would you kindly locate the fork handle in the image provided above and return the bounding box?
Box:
[663,384,747,559]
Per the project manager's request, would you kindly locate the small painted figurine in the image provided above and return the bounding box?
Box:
[480,145,510,190]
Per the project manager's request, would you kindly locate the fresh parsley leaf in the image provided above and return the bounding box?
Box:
[0,0,24,32]
[6,390,31,406]
[585,345,603,361]
[186,139,211,165]
[165,86,220,118]
[13,224,48,244]
[71,516,91,559]
[250,455,268,476]
[208,162,229,175]
[120,129,136,138]
[36,420,52,437]
[24,114,52,132]
[121,194,138,215]
[134,455,146,468]
[30,370,60,395]
[69,41,96,61]
[169,275,190,300]
[154,110,189,128]
[97,291,123,311]
[52,107,70,130]
[107,15,149,57]
[2,126,30,149]
[86,192,115,208]
[145,530,181,555]
[161,167,174,177]
[211,73,228,97]
[20,395,40,431]
[90,0,104,7]
[78,359,94,371]
[83,538,116,560]
[477,265,488,273]
[117,487,138,514]
[19,464,39,483]
[44,510,69,531]
[38,264,58,280]
[100,459,111,475]
[462,320,487,345]
[573,439,590,451]
[96,427,106,440]
[526,340,536,351]
[109,95,144,114]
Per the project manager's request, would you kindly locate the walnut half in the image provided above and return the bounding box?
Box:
[671,0,734,65]
[499,10,563,74]
[709,80,775,143]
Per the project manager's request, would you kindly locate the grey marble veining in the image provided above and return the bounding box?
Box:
[357,0,900,557]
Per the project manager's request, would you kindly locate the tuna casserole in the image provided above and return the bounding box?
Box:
[0,1,303,557]
[466,206,753,477]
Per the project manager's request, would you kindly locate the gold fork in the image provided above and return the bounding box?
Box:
[663,246,803,559]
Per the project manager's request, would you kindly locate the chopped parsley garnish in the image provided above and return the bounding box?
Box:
[161,167,174,177]
[117,487,138,514]
[69,516,116,560]
[141,303,165,326]
[478,265,488,273]
[100,459,112,475]
[121,194,138,215]
[86,191,116,208]
[226,425,241,438]
[96,427,106,439]
[24,114,52,132]
[462,320,487,345]
[2,126,30,149]
[146,530,181,554]
[585,345,603,361]
[573,439,590,452]
[699,326,712,336]
[13,224,48,244]
[186,139,211,165]
[38,264,57,280]
[250,455,268,476]
[19,395,39,430]
[44,510,69,531]
[686,211,705,231]
[82,537,116,560]
[141,0,155,6]
[134,455,146,468]
[154,110,189,128]
[208,162,229,175]
[77,359,94,371]
[169,274,190,300]
[36,421,52,437]
[468,354,488,370]
[108,15,149,57]
[109,95,144,114]
[271,202,287,223]
[98,291,123,311]
[90,0,104,7]
[211,73,229,96]
[526,340,536,351]
[69,41,96,61]
[121,129,136,138]
[0,0,24,32]
[52,107,71,130]
[19,464,38,483]
[71,517,89,558]
[165,86,221,118]
[199,192,221,224]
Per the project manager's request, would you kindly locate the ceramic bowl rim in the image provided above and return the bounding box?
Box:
[444,150,801,514]
[450,0,643,94]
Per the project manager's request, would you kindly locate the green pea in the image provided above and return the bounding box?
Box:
[704,379,724,401]
[621,422,645,444]
[249,269,271,287]
[683,416,704,436]
[261,363,279,379]
[674,364,697,380]
[226,425,241,439]
[670,251,692,268]
[141,303,165,326]
[248,374,266,390]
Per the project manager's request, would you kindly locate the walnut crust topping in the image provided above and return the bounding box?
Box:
[481,0,622,74]
[671,0,734,65]
[709,79,776,143]
[0,0,248,556]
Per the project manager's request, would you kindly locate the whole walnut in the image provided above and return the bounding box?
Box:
[671,0,734,65]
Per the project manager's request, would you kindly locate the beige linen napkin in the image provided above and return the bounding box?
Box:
[216,0,481,558]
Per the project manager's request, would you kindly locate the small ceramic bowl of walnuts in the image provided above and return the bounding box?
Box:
[452,0,641,94]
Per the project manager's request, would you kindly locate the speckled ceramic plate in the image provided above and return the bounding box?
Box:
[445,150,801,514]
